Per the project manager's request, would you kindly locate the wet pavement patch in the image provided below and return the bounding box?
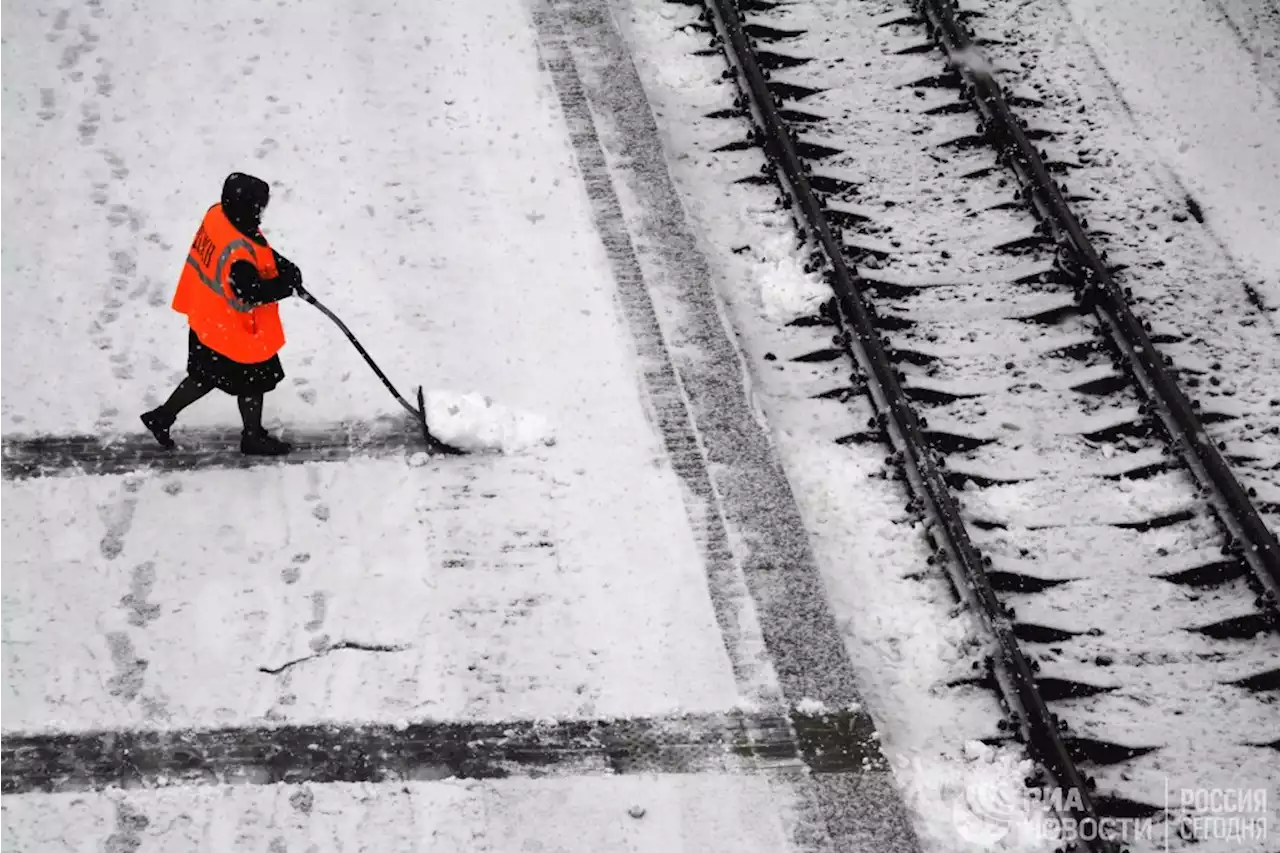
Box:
[1,419,435,480]
[1,709,887,795]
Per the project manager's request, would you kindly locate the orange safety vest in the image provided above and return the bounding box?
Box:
[172,203,285,364]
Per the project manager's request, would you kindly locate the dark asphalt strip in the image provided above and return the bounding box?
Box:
[0,419,436,480]
[3,710,879,795]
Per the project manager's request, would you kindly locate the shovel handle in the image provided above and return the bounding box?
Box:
[296,285,464,454]
[295,285,419,420]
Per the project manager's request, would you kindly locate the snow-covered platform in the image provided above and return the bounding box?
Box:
[3,776,797,853]
[1,0,745,733]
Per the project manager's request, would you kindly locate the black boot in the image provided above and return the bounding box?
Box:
[140,409,176,449]
[238,393,291,456]
[142,375,212,449]
[240,428,293,456]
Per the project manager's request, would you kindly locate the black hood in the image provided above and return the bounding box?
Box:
[221,172,270,237]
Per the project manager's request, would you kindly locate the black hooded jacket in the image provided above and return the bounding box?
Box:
[221,172,302,307]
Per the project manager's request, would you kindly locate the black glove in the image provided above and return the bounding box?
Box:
[272,251,304,295]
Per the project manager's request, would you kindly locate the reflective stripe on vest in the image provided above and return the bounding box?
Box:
[184,238,257,313]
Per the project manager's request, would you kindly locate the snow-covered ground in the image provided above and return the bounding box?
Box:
[610,0,1280,851]
[2,0,753,734]
[2,776,795,852]
[6,0,1277,849]
[609,4,1029,852]
[1,0,816,849]
[964,0,1280,513]
[946,6,1280,829]
[3,0,643,437]
[1059,0,1280,315]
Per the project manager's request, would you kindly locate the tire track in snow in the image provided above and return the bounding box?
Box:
[1202,0,1280,102]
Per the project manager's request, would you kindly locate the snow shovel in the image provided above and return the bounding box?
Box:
[295,284,465,455]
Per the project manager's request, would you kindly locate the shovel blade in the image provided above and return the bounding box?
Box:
[415,385,431,444]
[417,385,466,455]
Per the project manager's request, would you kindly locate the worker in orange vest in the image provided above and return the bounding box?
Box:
[142,173,302,455]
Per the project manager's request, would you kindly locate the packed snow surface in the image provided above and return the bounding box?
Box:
[0,0,792,847]
[2,0,750,735]
[1,776,795,853]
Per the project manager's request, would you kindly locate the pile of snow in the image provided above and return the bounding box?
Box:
[417,390,555,455]
[894,741,1059,852]
[754,233,830,324]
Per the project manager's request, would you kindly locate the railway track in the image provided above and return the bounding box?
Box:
[685,0,1280,849]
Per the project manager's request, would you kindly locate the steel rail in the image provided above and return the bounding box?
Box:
[917,0,1280,609]
[698,1,1116,850]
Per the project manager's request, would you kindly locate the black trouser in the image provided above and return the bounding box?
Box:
[157,375,266,434]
